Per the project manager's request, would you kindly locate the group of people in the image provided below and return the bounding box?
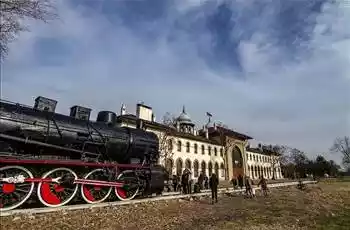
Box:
[231,175,269,198]
[164,169,268,204]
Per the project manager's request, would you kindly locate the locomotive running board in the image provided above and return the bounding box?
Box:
[0,155,149,169]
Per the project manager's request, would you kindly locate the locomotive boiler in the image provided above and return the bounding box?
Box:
[0,96,167,211]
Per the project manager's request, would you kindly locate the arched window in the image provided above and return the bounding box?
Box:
[186,142,190,153]
[214,162,219,176]
[201,145,205,155]
[185,159,191,171]
[201,161,206,175]
[176,158,183,176]
[254,166,258,178]
[208,146,212,156]
[232,146,243,168]
[165,158,173,175]
[208,162,213,176]
[249,154,252,161]
[167,139,173,151]
[177,141,182,152]
[194,144,198,153]
[220,148,223,157]
[220,163,225,177]
[193,160,199,177]
[214,147,217,156]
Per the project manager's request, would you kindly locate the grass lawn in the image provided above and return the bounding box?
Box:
[1,179,349,230]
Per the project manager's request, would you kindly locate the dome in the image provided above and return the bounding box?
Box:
[177,106,193,124]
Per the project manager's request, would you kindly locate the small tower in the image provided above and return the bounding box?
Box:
[176,105,195,135]
[120,103,126,115]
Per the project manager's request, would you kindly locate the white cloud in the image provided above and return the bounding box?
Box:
[1,0,349,164]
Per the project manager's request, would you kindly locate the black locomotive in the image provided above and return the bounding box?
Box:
[0,96,167,211]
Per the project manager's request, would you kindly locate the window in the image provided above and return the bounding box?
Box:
[177,141,182,152]
[214,147,217,156]
[194,144,198,154]
[167,139,173,151]
[220,148,223,157]
[208,146,212,155]
[201,145,205,155]
[186,142,190,153]
[194,161,199,177]
[249,154,252,161]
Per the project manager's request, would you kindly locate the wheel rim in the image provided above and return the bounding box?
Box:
[37,167,78,207]
[0,166,35,211]
[81,169,112,204]
[115,171,139,201]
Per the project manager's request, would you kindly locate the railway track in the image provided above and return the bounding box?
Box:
[0,180,317,217]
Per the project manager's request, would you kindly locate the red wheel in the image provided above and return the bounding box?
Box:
[114,171,139,201]
[0,166,35,211]
[81,169,112,204]
[37,167,78,207]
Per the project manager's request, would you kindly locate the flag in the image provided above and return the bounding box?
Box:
[206,112,212,117]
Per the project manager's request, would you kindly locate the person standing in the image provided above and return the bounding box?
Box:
[181,171,189,194]
[172,175,178,192]
[204,175,209,189]
[209,173,219,204]
[198,172,204,190]
[244,176,253,198]
[258,175,268,196]
[238,175,244,190]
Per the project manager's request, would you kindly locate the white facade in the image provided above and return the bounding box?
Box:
[246,150,283,180]
[158,134,226,181]
[118,103,284,182]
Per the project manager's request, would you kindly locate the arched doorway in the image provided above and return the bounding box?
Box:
[201,161,206,176]
[208,162,213,176]
[165,158,173,175]
[185,159,192,171]
[176,158,183,176]
[193,160,199,177]
[231,146,244,178]
[220,163,225,178]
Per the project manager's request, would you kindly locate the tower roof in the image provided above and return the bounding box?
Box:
[177,105,194,125]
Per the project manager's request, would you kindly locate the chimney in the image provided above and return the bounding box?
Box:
[136,103,153,121]
[205,126,209,139]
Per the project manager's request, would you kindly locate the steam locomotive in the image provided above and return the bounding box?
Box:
[0,96,167,211]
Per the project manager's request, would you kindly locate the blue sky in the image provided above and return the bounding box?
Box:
[1,0,349,164]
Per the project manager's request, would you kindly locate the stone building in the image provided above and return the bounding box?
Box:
[116,103,283,181]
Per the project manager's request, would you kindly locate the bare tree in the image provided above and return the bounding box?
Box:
[158,112,177,174]
[331,136,350,168]
[0,0,57,58]
[270,145,286,180]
